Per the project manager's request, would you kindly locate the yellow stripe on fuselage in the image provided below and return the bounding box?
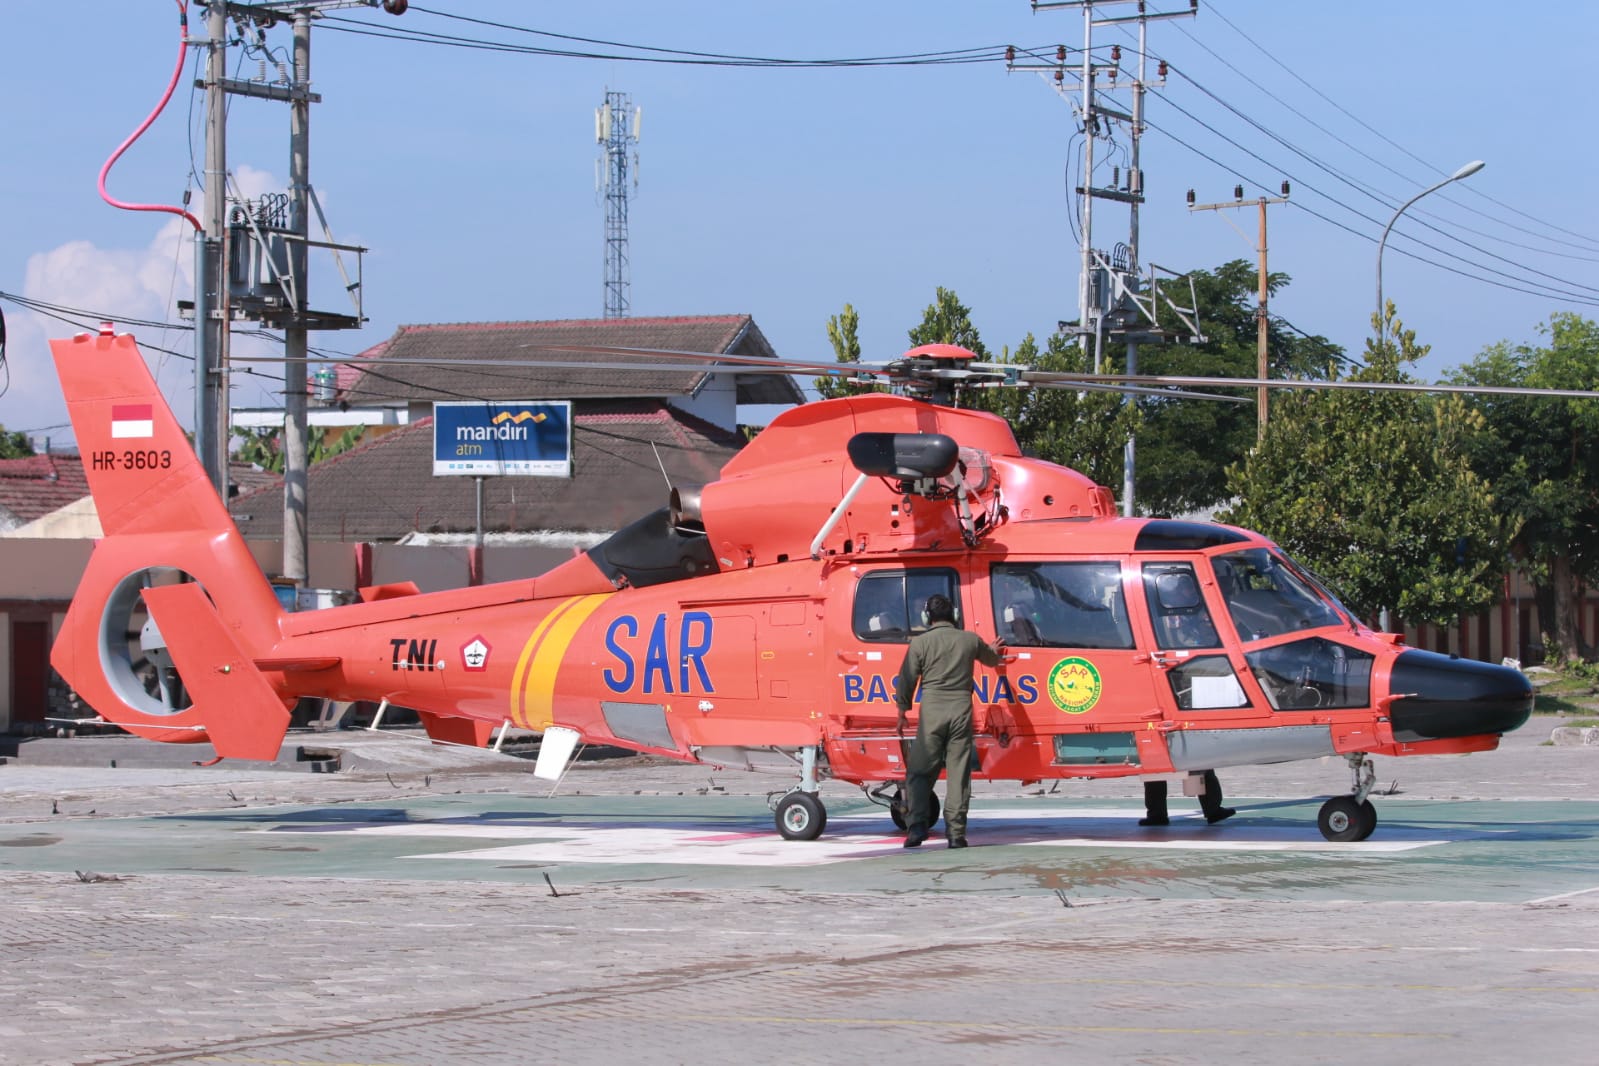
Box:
[509,597,583,728]
[511,593,611,730]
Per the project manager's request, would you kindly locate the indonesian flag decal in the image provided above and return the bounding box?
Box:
[111,404,154,439]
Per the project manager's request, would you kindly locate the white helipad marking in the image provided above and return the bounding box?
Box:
[261,805,1448,866]
[266,822,906,866]
[406,827,905,867]
[1013,837,1437,852]
[954,808,1445,852]
[1526,884,1599,904]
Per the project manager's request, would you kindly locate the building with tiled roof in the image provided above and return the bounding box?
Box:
[0,456,280,538]
[339,314,800,416]
[0,454,91,527]
[230,401,744,541]
[230,313,800,546]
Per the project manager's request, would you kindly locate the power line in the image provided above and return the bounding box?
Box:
[1142,110,1599,311]
[0,290,192,333]
[1153,64,1599,301]
[406,4,1012,67]
[1108,27,1598,282]
[1165,24,1599,265]
[1202,0,1599,255]
[1142,88,1599,309]
[320,12,1017,67]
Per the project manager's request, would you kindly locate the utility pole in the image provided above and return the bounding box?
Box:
[282,8,312,585]
[187,0,393,588]
[1013,1,1201,516]
[196,0,230,497]
[1188,182,1290,439]
[596,90,641,318]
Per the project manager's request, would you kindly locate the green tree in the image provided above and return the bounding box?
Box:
[1449,312,1599,661]
[813,302,879,399]
[232,424,366,473]
[907,287,989,357]
[964,331,1138,488]
[1134,260,1344,516]
[0,426,34,459]
[1220,311,1504,627]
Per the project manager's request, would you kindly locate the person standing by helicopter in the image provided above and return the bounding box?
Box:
[894,594,1004,848]
[1140,770,1236,826]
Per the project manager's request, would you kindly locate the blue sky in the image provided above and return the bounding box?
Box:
[3,1,1595,449]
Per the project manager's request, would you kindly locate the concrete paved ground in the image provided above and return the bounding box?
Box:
[1,724,1595,1065]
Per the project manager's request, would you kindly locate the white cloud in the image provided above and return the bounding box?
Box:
[3,166,288,448]
[231,164,280,203]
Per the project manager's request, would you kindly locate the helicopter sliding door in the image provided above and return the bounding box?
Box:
[1138,558,1274,772]
[824,565,965,781]
[986,559,1162,773]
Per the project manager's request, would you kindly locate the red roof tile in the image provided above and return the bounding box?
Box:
[229,401,745,540]
[0,454,280,530]
[336,314,801,407]
[0,455,90,522]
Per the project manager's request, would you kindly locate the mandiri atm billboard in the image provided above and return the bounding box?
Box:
[432,401,574,477]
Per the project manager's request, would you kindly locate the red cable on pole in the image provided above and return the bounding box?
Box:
[98,0,203,233]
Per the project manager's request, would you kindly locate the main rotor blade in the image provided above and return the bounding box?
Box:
[229,350,1598,403]
[518,343,900,378]
[234,352,848,376]
[235,344,894,380]
[1000,380,1253,404]
[1030,373,1599,401]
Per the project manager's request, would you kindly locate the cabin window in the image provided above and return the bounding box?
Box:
[851,568,960,643]
[1142,562,1223,651]
[1211,548,1344,642]
[990,561,1133,649]
[1245,637,1374,710]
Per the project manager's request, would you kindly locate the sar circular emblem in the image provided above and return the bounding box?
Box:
[1047,656,1102,715]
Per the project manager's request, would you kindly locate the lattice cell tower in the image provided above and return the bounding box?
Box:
[596,90,641,318]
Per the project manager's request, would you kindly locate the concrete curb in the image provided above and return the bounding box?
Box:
[1550,725,1599,746]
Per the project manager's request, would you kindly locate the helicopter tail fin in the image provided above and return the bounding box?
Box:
[48,329,292,759]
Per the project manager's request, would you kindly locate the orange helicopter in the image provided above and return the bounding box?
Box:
[48,327,1533,843]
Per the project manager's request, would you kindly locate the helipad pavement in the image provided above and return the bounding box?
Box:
[1,729,1596,1064]
[4,791,1597,903]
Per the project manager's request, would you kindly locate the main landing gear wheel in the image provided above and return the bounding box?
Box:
[776,791,827,841]
[888,787,940,833]
[1318,796,1378,842]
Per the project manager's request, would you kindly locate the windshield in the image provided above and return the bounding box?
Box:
[1210,548,1344,642]
[1282,559,1357,626]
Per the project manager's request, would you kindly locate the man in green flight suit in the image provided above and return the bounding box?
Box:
[894,594,1005,848]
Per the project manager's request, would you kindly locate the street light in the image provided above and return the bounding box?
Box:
[1375,159,1485,345]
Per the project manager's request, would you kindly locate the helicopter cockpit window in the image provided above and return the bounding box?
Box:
[989,562,1133,650]
[1142,562,1222,650]
[852,568,961,643]
[1245,637,1374,711]
[1211,549,1344,642]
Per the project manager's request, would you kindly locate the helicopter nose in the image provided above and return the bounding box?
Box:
[1386,649,1533,742]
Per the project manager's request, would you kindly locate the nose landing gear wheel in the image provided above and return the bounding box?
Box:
[1318,795,1378,841]
[776,791,827,841]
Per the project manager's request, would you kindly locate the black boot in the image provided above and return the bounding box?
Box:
[1199,770,1236,824]
[1139,779,1169,826]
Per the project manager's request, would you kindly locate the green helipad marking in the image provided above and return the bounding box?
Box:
[2,795,1596,902]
